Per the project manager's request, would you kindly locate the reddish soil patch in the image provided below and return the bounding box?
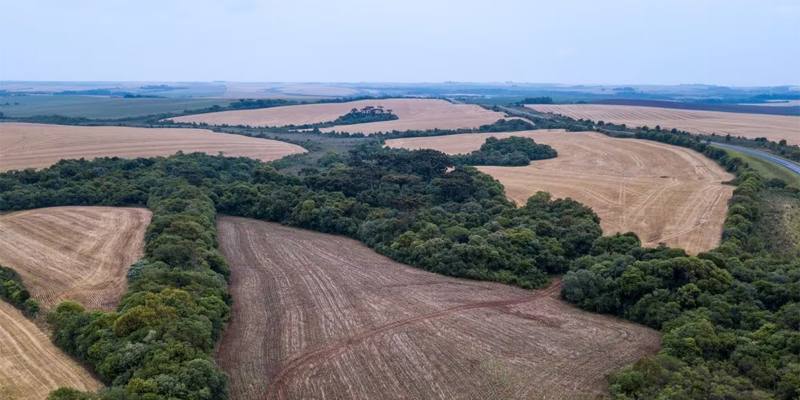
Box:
[216,217,661,400]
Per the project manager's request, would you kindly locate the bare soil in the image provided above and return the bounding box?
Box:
[170,99,507,134]
[529,104,800,145]
[0,122,306,171]
[0,206,151,310]
[386,130,733,254]
[0,302,101,400]
[216,217,661,400]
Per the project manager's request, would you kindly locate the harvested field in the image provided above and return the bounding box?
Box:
[216,217,661,400]
[170,98,507,134]
[528,104,800,145]
[386,130,734,253]
[0,122,305,171]
[0,206,150,309]
[0,302,101,400]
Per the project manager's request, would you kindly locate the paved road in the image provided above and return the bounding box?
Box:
[711,142,800,175]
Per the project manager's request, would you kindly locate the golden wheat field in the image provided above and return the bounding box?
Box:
[528,104,800,145]
[0,206,151,310]
[0,122,306,171]
[386,130,734,254]
[169,98,507,134]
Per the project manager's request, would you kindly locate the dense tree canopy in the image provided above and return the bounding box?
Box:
[452,136,557,166]
[0,265,39,316]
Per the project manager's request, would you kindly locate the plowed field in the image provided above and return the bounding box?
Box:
[0,122,306,171]
[0,302,101,400]
[529,104,800,145]
[216,217,660,400]
[170,99,507,134]
[386,130,733,253]
[0,206,150,309]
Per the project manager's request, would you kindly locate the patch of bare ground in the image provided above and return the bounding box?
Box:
[216,217,661,400]
[0,122,306,171]
[528,104,800,145]
[0,302,101,400]
[0,206,151,310]
[386,130,733,254]
[170,98,507,134]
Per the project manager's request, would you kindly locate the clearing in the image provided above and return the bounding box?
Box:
[528,104,800,145]
[216,217,660,400]
[0,206,151,309]
[0,302,101,400]
[386,130,733,254]
[0,122,306,171]
[170,98,508,134]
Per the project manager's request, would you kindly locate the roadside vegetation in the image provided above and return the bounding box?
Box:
[721,148,800,189]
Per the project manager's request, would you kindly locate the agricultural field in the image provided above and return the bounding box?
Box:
[386,130,733,253]
[0,301,101,400]
[0,206,150,309]
[0,122,306,171]
[216,217,660,400]
[170,98,507,133]
[528,104,800,145]
[0,94,232,119]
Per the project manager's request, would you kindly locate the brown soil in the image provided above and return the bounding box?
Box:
[170,99,507,134]
[0,206,151,310]
[386,130,733,254]
[216,217,661,400]
[0,122,306,171]
[529,104,800,145]
[0,302,101,400]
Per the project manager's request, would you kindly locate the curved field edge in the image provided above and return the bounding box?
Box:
[168,98,508,134]
[2,136,789,398]
[0,122,306,171]
[527,104,800,145]
[386,130,734,254]
[0,206,151,310]
[216,217,661,400]
[0,301,101,400]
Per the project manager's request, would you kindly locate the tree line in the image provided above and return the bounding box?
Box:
[0,144,602,399]
[0,265,39,316]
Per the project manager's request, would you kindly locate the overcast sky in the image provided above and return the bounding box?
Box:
[1,0,798,86]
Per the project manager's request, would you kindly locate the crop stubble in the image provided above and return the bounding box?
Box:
[216,217,660,400]
[0,206,151,309]
[529,104,800,145]
[386,130,733,254]
[0,122,306,171]
[170,98,508,134]
[0,302,101,400]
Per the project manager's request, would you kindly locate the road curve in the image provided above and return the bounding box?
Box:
[711,142,800,176]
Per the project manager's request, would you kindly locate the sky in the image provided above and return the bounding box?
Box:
[1,0,798,86]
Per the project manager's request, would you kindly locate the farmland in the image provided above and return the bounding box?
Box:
[0,94,232,119]
[216,217,660,400]
[0,206,150,309]
[386,130,734,253]
[0,122,306,171]
[529,104,800,145]
[170,98,507,133]
[0,301,101,400]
